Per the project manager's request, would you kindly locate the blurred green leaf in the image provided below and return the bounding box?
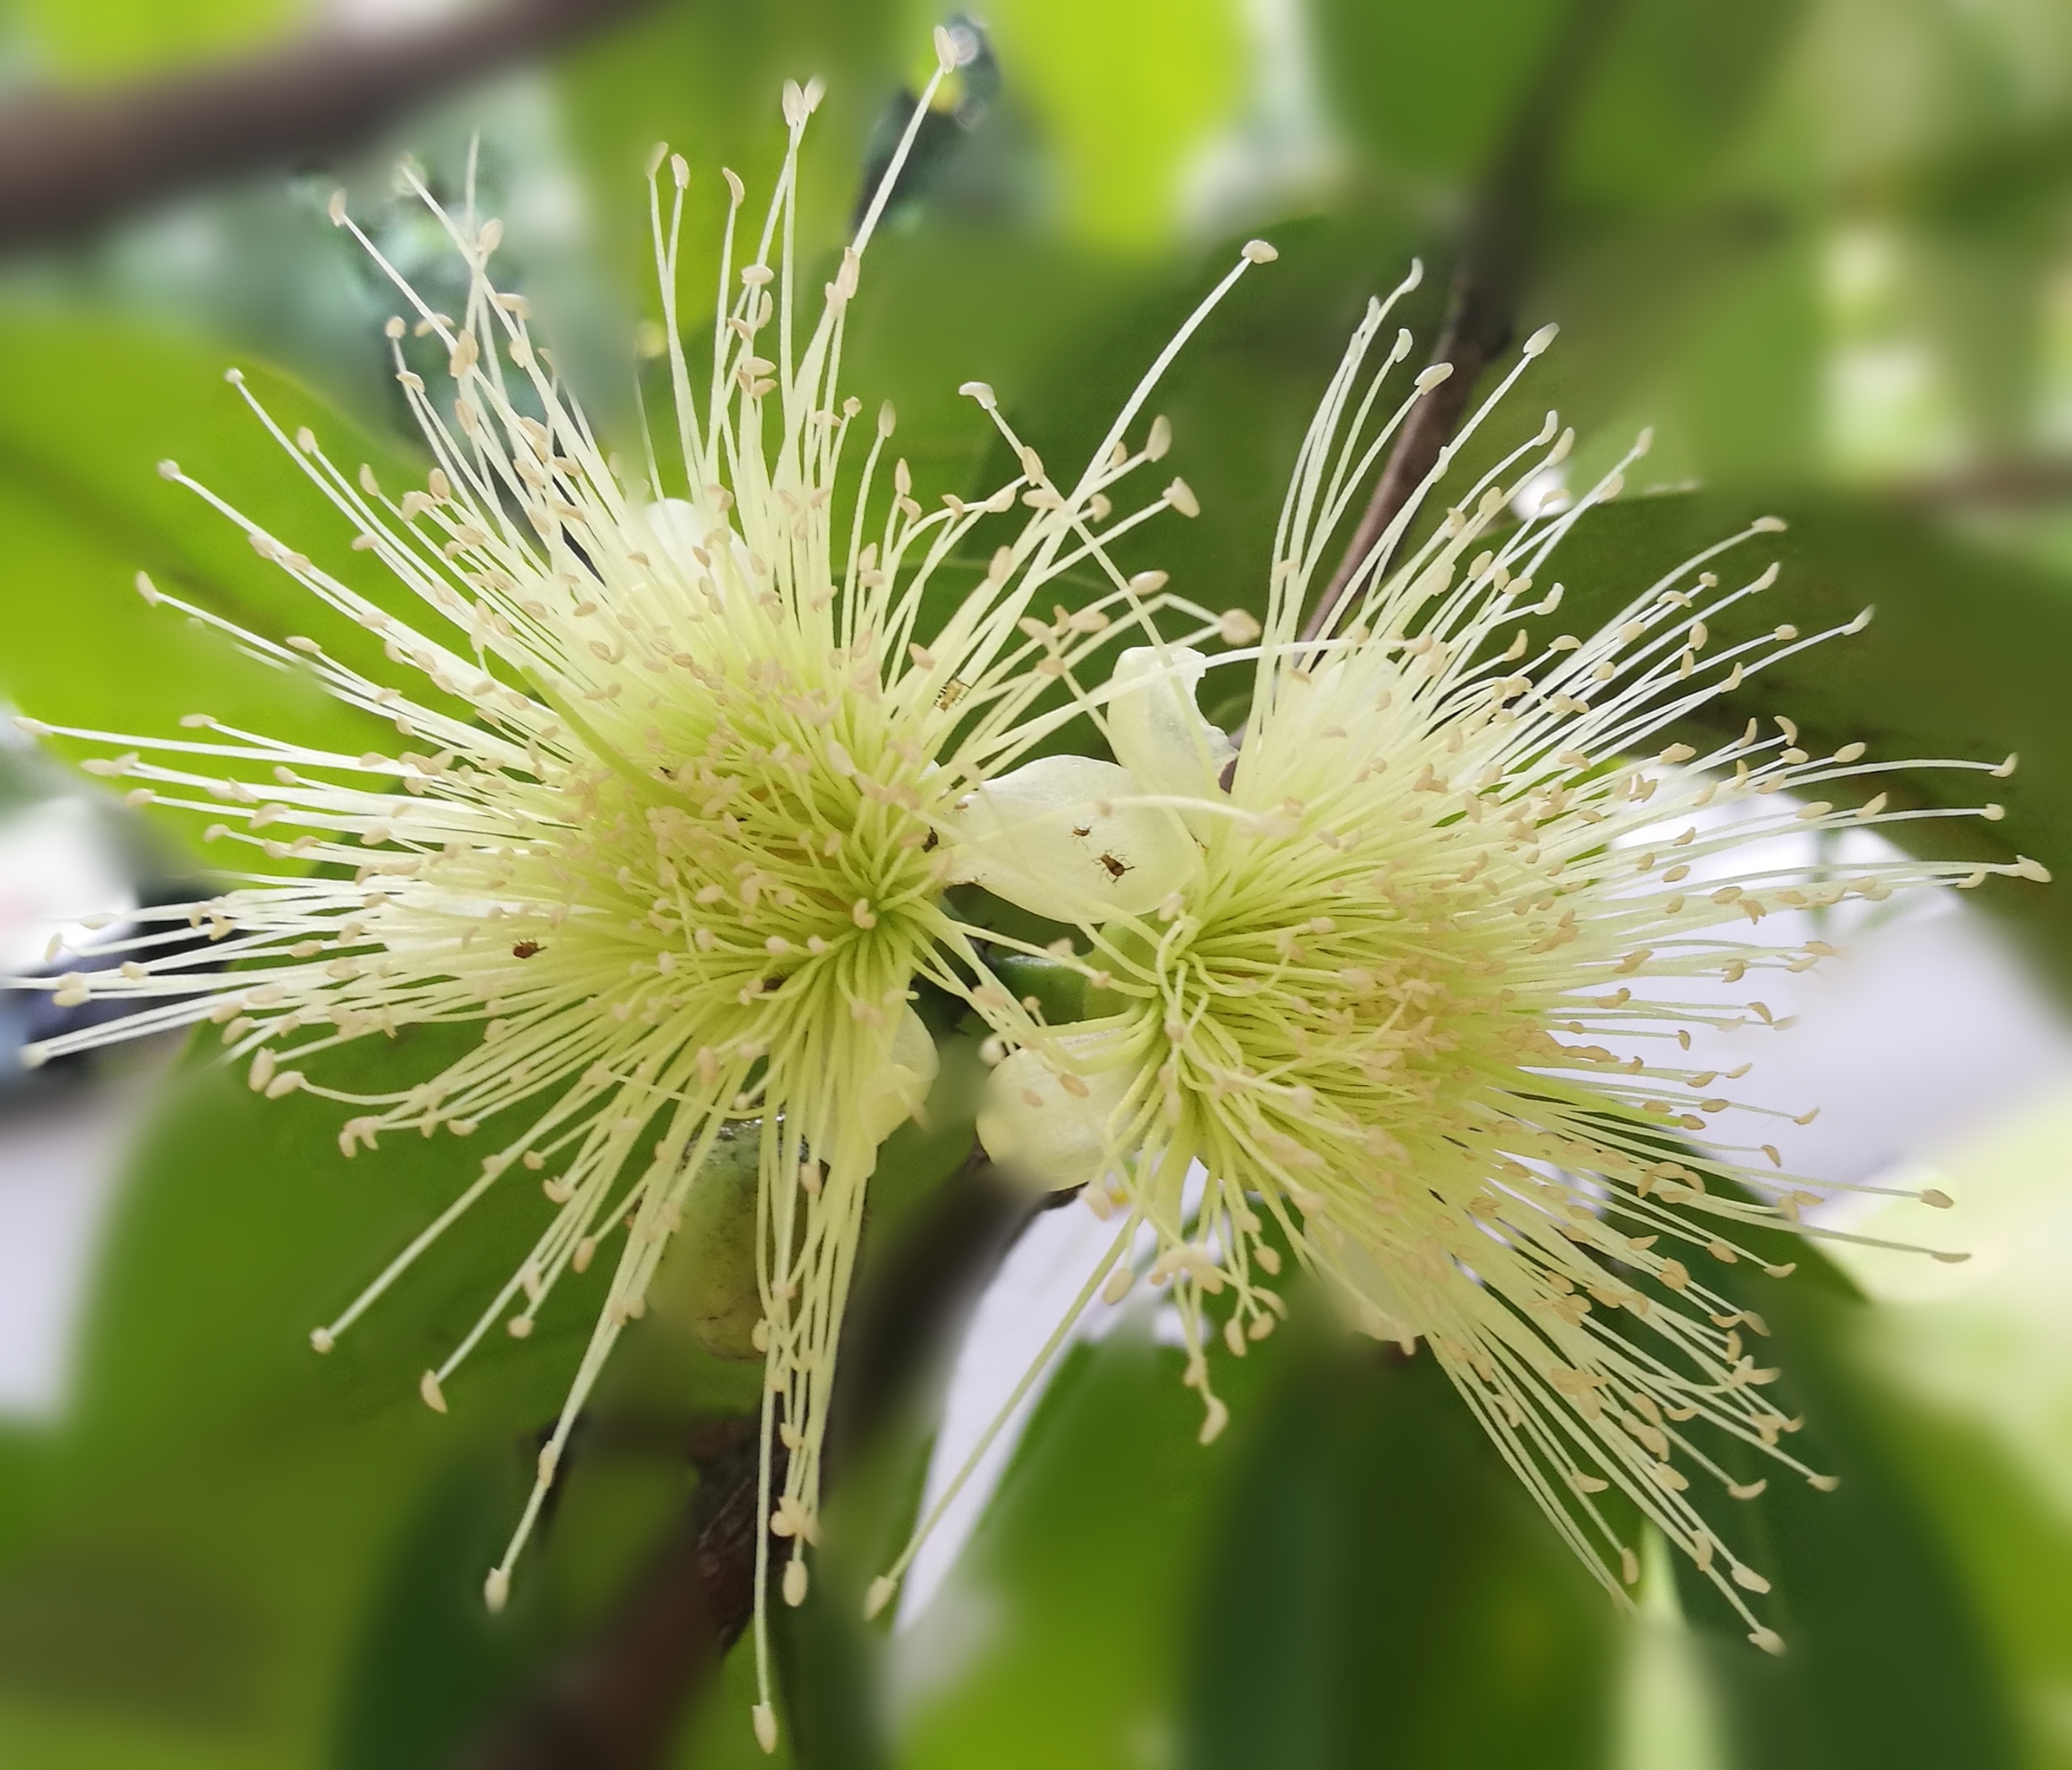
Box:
[676,1632,798,1769]
[1889,115,2072,238]
[1803,0,2072,185]
[1900,233,2055,461]
[1181,1339,1624,1770]
[1539,489,2070,977]
[1313,0,1562,190]
[1862,1390,2072,1770]
[896,1318,1284,1770]
[0,314,427,828]
[1557,0,1803,220]
[331,1446,561,1770]
[0,1026,728,1764]
[1319,0,1817,492]
[771,1557,889,1770]
[9,0,297,81]
[1315,0,1807,224]
[959,215,1432,665]
[1666,1269,2020,1770]
[0,969,989,1763]
[554,0,903,297]
[980,0,1243,250]
[835,227,1145,529]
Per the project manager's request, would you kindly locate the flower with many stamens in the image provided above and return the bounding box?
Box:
[928,275,2048,1649]
[6,42,1280,1752]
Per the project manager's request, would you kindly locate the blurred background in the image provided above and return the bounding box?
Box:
[1,0,2070,1764]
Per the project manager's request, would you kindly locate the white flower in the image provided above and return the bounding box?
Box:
[933,277,2046,1651]
[5,43,1282,1749]
[948,754,1198,920]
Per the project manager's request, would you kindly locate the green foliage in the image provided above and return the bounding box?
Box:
[1540,490,2071,974]
[1668,1278,2020,1770]
[0,1028,753,1765]
[979,0,1242,250]
[0,315,422,847]
[1182,1342,1625,1770]
[555,0,904,297]
[1313,0,1562,187]
[331,1448,564,1770]
[897,1322,1284,1768]
[7,0,297,81]
[2,0,2070,1763]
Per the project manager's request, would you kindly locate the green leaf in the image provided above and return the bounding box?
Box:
[0,313,427,822]
[1319,0,1818,495]
[1666,1272,2020,1770]
[676,1633,799,1769]
[12,0,298,80]
[330,1446,562,1770]
[978,0,1243,250]
[1897,232,2054,460]
[1312,0,1565,189]
[1539,489,2070,977]
[1863,1391,2072,1770]
[771,1558,890,1770]
[0,1027,738,1764]
[832,228,1148,540]
[896,1319,1285,1770]
[1181,1339,1625,1770]
[554,0,904,294]
[1556,0,1806,220]
[959,214,1432,657]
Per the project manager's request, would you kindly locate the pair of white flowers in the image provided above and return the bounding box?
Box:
[10,43,2042,1754]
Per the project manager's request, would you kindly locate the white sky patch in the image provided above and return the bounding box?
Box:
[1181,0,1344,238]
[1826,1083,2072,1524]
[1510,462,1573,520]
[0,795,136,976]
[1597,782,2072,1191]
[0,1052,177,1420]
[894,1200,1132,1629]
[895,1164,1207,1636]
[0,787,170,1422]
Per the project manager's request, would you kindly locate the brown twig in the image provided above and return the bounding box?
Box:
[1888,456,2072,511]
[1298,0,1622,647]
[465,1418,765,1770]
[0,0,647,255]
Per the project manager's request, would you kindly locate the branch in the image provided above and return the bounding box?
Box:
[1888,456,2072,511]
[0,0,647,255]
[464,1418,764,1770]
[1299,0,1622,645]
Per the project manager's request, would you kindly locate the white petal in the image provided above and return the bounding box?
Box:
[946,755,1194,922]
[1106,646,1235,813]
[1311,1223,1421,1351]
[862,1006,941,1148]
[645,497,755,592]
[977,1029,1140,1191]
[645,497,705,574]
